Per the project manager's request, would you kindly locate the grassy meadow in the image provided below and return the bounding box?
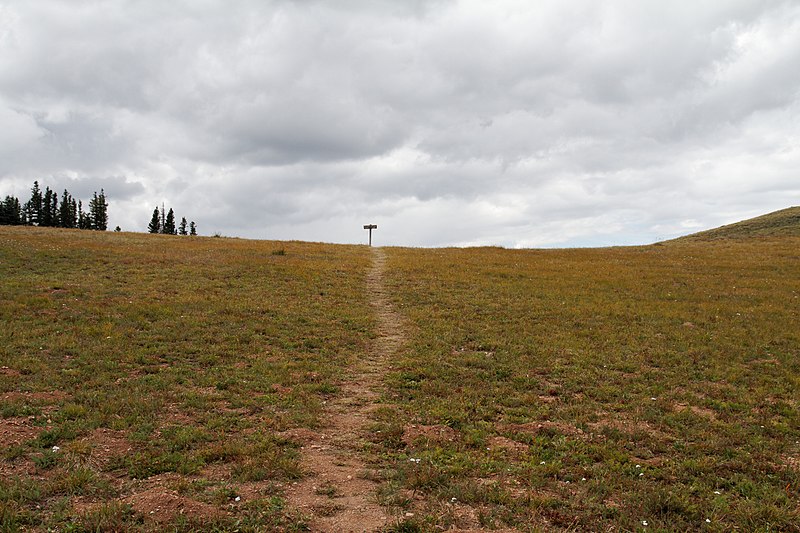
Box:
[0,226,374,531]
[377,238,800,531]
[1,224,799,531]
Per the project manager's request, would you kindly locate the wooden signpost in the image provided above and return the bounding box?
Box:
[363,224,377,246]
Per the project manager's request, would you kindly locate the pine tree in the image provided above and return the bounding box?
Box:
[148,207,161,233]
[164,208,176,235]
[0,196,21,225]
[99,189,107,230]
[60,190,76,228]
[89,189,108,230]
[179,217,188,236]
[0,196,9,225]
[189,221,197,236]
[50,189,59,227]
[42,188,53,226]
[25,181,43,226]
[77,200,90,229]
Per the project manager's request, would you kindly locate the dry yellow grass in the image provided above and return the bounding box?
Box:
[1,226,373,530]
[1,225,798,531]
[378,237,800,531]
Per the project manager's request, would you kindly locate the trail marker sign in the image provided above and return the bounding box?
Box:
[363,224,377,246]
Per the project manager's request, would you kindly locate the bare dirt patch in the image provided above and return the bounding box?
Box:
[124,485,225,525]
[487,436,530,457]
[283,248,403,532]
[500,420,585,439]
[403,424,458,447]
[0,417,46,447]
[747,357,781,366]
[783,453,800,471]
[673,402,718,421]
[76,428,132,468]
[0,366,21,377]
[1,390,68,403]
[588,412,672,440]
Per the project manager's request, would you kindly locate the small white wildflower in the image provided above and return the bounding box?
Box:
[635,464,641,468]
[642,520,648,526]
[450,497,457,503]
[713,491,721,495]
[581,477,587,481]
[650,397,657,401]
[639,473,644,477]
[51,446,60,452]
[540,461,546,465]
[705,518,711,523]
[234,496,241,502]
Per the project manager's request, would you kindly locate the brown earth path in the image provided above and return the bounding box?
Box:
[283,247,404,532]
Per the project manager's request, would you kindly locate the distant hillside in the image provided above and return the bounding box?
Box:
[669,206,800,242]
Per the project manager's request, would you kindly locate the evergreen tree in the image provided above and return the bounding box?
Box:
[0,196,22,225]
[164,208,176,235]
[160,204,166,233]
[77,200,90,229]
[114,226,121,232]
[25,181,43,226]
[189,221,197,236]
[148,207,161,233]
[42,187,53,226]
[89,189,108,230]
[179,217,188,236]
[49,189,59,227]
[59,190,76,228]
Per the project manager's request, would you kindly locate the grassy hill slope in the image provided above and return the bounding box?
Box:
[670,205,800,242]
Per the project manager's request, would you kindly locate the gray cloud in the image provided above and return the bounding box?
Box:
[1,0,798,246]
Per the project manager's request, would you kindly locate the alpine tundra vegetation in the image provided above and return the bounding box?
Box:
[0,208,798,531]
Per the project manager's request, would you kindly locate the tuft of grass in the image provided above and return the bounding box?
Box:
[314,481,341,498]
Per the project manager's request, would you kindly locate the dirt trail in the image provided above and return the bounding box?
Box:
[284,247,404,532]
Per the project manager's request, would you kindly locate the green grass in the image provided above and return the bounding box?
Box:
[379,238,800,531]
[2,224,799,531]
[670,205,800,241]
[0,226,372,530]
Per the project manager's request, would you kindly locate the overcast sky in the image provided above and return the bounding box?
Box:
[1,1,798,247]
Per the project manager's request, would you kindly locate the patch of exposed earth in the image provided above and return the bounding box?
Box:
[283,247,404,532]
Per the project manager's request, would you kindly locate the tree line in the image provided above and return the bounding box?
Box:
[0,181,108,230]
[148,205,196,236]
